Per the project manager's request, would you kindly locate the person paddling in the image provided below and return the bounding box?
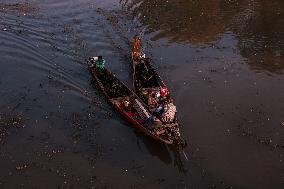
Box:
[95,56,105,70]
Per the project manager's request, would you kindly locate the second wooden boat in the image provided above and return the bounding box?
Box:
[131,36,182,144]
[88,57,178,144]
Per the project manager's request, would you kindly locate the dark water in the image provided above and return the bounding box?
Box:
[0,0,283,188]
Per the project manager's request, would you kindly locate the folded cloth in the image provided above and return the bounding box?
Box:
[161,103,176,123]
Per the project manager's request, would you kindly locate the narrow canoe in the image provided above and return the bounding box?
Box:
[131,37,182,143]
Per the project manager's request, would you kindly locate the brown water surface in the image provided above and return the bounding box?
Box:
[0,0,283,188]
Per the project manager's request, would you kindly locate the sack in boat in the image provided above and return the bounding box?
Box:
[144,116,162,129]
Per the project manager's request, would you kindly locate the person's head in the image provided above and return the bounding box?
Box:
[123,97,131,110]
[160,87,168,97]
[155,91,161,99]
[98,56,103,61]
[124,100,130,108]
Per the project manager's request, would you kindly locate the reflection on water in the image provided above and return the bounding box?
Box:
[122,0,240,44]
[122,0,284,73]
[232,1,284,73]
[136,132,187,174]
[136,132,172,164]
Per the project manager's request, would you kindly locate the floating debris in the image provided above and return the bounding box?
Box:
[0,113,25,144]
[0,3,39,15]
[15,164,28,171]
[106,15,118,25]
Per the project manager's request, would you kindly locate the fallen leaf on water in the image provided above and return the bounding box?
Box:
[15,164,28,170]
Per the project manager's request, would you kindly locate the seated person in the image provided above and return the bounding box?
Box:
[154,97,176,123]
[90,56,105,69]
[144,116,166,136]
[95,56,105,70]
[147,89,159,109]
[153,99,167,117]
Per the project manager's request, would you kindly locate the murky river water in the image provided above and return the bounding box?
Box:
[0,0,283,188]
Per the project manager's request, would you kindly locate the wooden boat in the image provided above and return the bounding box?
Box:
[131,37,182,144]
[87,57,175,144]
